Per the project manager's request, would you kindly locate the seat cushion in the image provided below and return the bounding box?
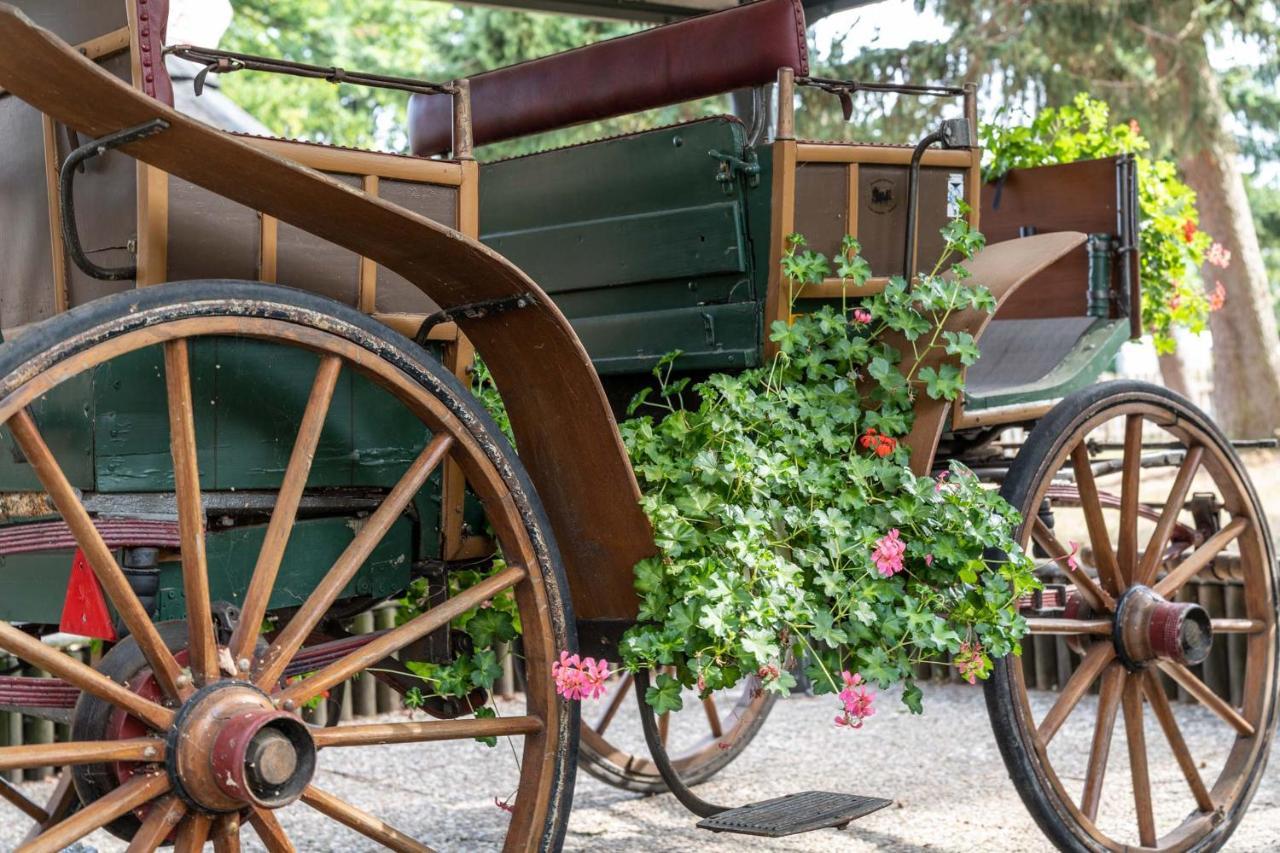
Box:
[408,0,808,155]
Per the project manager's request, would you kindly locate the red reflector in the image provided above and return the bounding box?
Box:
[59,549,118,641]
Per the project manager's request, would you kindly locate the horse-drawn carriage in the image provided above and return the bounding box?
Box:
[0,0,1273,850]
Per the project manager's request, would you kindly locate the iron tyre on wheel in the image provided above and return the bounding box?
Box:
[985,380,1277,852]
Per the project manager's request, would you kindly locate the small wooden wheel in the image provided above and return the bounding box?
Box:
[578,668,774,793]
[986,381,1277,852]
[0,282,575,851]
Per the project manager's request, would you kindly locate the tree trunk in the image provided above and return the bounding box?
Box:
[1157,351,1192,400]
[1179,64,1280,438]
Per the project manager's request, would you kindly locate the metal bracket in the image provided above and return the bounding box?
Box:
[709,148,760,189]
[59,118,169,281]
[413,292,538,346]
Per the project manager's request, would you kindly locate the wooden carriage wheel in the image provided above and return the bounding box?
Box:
[986,381,1277,852]
[578,668,774,793]
[0,282,576,851]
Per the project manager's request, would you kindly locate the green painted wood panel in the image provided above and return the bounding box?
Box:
[480,117,764,374]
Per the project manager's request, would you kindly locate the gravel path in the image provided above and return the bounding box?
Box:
[3,680,1276,851]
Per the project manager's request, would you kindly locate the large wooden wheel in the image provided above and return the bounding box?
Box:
[986,381,1277,852]
[0,282,576,851]
[578,668,774,793]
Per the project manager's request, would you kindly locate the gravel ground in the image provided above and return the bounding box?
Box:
[2,680,1277,852]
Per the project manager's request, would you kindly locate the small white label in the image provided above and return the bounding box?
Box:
[946,173,965,218]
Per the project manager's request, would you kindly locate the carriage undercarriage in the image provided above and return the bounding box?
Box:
[0,0,1273,850]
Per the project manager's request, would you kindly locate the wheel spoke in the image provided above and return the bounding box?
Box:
[702,695,723,739]
[255,433,455,690]
[0,737,164,771]
[1143,670,1214,812]
[19,772,169,853]
[594,672,633,735]
[1134,446,1202,588]
[1080,663,1125,820]
[21,773,77,845]
[1121,675,1156,847]
[1031,518,1114,612]
[1117,414,1144,589]
[230,354,342,663]
[275,564,525,707]
[0,622,173,730]
[1026,618,1112,636]
[248,807,295,853]
[1212,618,1266,634]
[1157,661,1255,737]
[1038,642,1115,746]
[312,715,542,748]
[175,813,214,852]
[164,340,218,685]
[126,795,187,853]
[301,785,434,853]
[1153,517,1249,598]
[211,813,242,853]
[0,777,48,823]
[1070,443,1122,595]
[6,410,183,699]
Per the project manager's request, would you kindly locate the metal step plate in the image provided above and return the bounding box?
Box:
[697,791,893,837]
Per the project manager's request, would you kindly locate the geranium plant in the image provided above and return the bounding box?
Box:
[618,221,1038,721]
[982,93,1230,354]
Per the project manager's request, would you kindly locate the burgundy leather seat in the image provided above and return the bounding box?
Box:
[408,0,809,156]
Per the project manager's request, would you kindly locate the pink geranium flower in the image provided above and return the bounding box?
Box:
[1207,242,1231,269]
[871,529,907,577]
[551,651,610,700]
[834,671,875,729]
[1209,281,1226,311]
[954,641,987,685]
[852,308,873,324]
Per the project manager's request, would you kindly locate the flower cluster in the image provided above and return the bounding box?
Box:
[858,427,898,458]
[551,651,611,700]
[953,642,990,685]
[871,529,907,577]
[834,671,875,729]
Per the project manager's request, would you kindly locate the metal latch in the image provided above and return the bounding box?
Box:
[708,149,760,189]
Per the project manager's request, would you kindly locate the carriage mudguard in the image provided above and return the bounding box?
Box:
[903,231,1087,475]
[0,5,653,621]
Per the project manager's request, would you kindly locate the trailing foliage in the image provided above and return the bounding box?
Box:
[618,222,1037,717]
[982,94,1231,354]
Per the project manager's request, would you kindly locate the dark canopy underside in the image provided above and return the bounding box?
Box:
[455,0,875,23]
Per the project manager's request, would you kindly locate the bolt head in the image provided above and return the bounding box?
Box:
[237,658,251,673]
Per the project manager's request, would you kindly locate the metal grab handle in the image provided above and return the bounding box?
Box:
[59,119,169,282]
[632,667,730,819]
[902,117,973,285]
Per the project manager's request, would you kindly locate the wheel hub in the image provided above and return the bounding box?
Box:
[1113,584,1213,670]
[168,681,316,812]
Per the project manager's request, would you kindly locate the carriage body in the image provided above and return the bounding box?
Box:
[0,1,1273,851]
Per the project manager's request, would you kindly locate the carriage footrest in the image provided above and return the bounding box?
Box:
[696,791,892,837]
